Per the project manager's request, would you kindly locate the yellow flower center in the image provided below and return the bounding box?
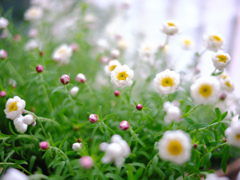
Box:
[117,71,128,81]
[236,134,240,140]
[58,48,67,56]
[211,35,222,42]
[217,55,227,63]
[167,22,175,27]
[168,140,183,155]
[9,102,18,112]
[199,84,212,98]
[220,74,227,80]
[225,81,232,88]
[109,65,117,71]
[161,77,174,87]
[144,46,150,51]
[184,40,191,46]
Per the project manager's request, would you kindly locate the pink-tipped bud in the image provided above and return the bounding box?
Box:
[39,51,44,56]
[100,56,110,64]
[193,143,197,148]
[14,34,21,42]
[79,156,93,169]
[89,114,98,123]
[70,43,79,52]
[136,104,143,111]
[0,49,7,60]
[39,141,49,150]
[78,138,82,143]
[114,90,120,97]
[74,126,79,131]
[220,92,227,100]
[36,65,44,73]
[223,137,227,142]
[0,90,6,97]
[110,49,120,59]
[119,120,129,131]
[75,73,86,83]
[60,74,70,85]
[72,143,82,151]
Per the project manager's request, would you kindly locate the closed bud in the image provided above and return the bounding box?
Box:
[119,121,129,131]
[60,74,70,85]
[100,56,110,64]
[78,138,82,143]
[75,73,86,83]
[219,92,227,100]
[0,49,7,60]
[89,114,98,123]
[114,90,120,97]
[39,141,49,150]
[22,114,35,125]
[110,49,120,59]
[39,51,44,56]
[72,143,82,151]
[36,65,44,73]
[70,43,79,52]
[193,143,197,148]
[14,34,21,42]
[0,90,6,97]
[79,156,93,169]
[136,104,143,111]
[70,86,79,97]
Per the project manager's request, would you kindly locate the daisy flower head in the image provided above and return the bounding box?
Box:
[138,42,156,58]
[100,134,130,166]
[203,33,224,52]
[220,78,234,92]
[13,116,28,133]
[0,17,9,29]
[24,39,39,51]
[52,44,73,65]
[104,60,121,76]
[225,120,240,148]
[24,6,43,21]
[190,77,220,105]
[111,65,134,88]
[154,69,180,95]
[4,96,26,120]
[161,20,179,36]
[158,130,191,165]
[163,101,181,124]
[212,50,231,71]
[181,37,194,50]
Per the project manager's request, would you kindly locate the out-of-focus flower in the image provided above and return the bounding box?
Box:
[79,156,93,169]
[0,17,9,29]
[100,134,130,166]
[36,65,44,73]
[212,50,231,71]
[100,56,110,64]
[119,121,129,130]
[72,143,82,151]
[89,114,98,123]
[52,44,72,64]
[14,34,21,42]
[31,0,50,10]
[220,78,234,92]
[104,60,121,76]
[97,39,109,51]
[1,168,28,180]
[9,79,17,89]
[24,6,43,21]
[114,90,120,96]
[154,69,180,95]
[181,37,194,50]
[14,116,28,133]
[39,141,49,150]
[236,101,240,115]
[225,120,240,148]
[161,21,179,35]
[219,92,227,100]
[28,28,38,38]
[163,101,181,124]
[136,104,143,111]
[75,73,86,83]
[0,49,8,60]
[117,38,130,50]
[219,72,228,80]
[60,74,70,85]
[203,33,224,52]
[139,43,156,58]
[205,174,229,180]
[110,49,120,59]
[70,43,79,52]
[0,90,6,97]
[190,77,220,105]
[84,14,96,24]
[4,96,26,120]
[158,130,191,165]
[111,65,134,88]
[70,86,79,97]
[24,39,39,51]
[22,114,35,125]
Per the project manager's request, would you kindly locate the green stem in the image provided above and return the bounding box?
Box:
[39,120,48,138]
[189,121,220,134]
[143,154,157,176]
[7,61,24,84]
[211,142,227,152]
[40,74,53,113]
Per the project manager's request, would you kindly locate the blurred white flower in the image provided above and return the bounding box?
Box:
[84,14,96,24]
[220,78,234,92]
[22,114,36,125]
[24,39,39,51]
[52,44,72,64]
[111,65,134,88]
[163,101,181,124]
[161,21,179,35]
[24,6,43,21]
[0,49,8,60]
[100,134,130,166]
[212,50,231,71]
[4,96,26,120]
[14,116,28,133]
[31,0,50,10]
[236,101,240,115]
[181,37,194,50]
[70,86,79,97]
[1,168,28,180]
[28,28,38,38]
[225,120,240,148]
[9,79,17,88]
[205,174,229,180]
[139,43,156,58]
[190,77,220,105]
[158,130,191,165]
[97,39,109,51]
[154,69,180,95]
[104,60,121,76]
[203,33,224,52]
[75,73,86,83]
[110,49,120,59]
[0,17,9,29]
[117,38,130,50]
[72,143,82,151]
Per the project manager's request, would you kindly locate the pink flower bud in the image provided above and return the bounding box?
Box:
[28,28,38,38]
[0,90,6,97]
[219,92,227,100]
[0,49,7,60]
[36,65,44,73]
[75,73,86,83]
[14,34,21,42]
[78,138,82,143]
[39,141,49,150]
[110,49,120,59]
[114,90,120,97]
[193,143,197,148]
[39,51,44,56]
[70,43,79,52]
[119,120,129,131]
[136,104,143,111]
[79,156,93,169]
[89,114,98,123]
[60,74,70,85]
[100,56,110,64]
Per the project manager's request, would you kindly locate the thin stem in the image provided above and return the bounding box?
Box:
[64,85,76,108]
[211,142,227,152]
[38,120,48,138]
[7,61,24,84]
[40,74,53,113]
[143,154,158,176]
[211,68,217,75]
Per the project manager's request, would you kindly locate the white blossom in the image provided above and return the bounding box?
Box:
[161,21,179,35]
[203,33,224,52]
[111,65,134,88]
[212,50,231,71]
[24,6,43,21]
[163,101,181,124]
[104,60,121,76]
[52,44,72,64]
[4,96,26,120]
[1,168,28,180]
[14,116,28,133]
[0,17,9,29]
[72,143,82,151]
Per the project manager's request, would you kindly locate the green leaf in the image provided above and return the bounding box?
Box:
[137,137,146,148]
[134,167,143,180]
[91,123,99,137]
[220,146,230,173]
[59,137,68,150]
[221,111,228,120]
[102,113,116,121]
[29,156,36,172]
[97,106,102,119]
[52,86,64,93]
[127,170,134,180]
[184,118,195,125]
[134,125,145,133]
[169,164,184,178]
[212,71,223,76]
[154,131,164,139]
[55,161,65,176]
[152,155,158,167]
[200,131,209,144]
[105,173,124,180]
[128,162,145,169]
[154,167,165,178]
[188,123,209,131]
[215,108,221,120]
[200,153,212,167]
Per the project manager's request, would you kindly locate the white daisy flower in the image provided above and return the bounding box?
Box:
[212,50,231,71]
[24,39,39,51]
[14,116,28,133]
[190,77,220,105]
[0,17,9,29]
[72,143,82,151]
[203,33,224,52]
[1,168,28,180]
[111,65,134,88]
[154,69,180,95]
[52,44,72,65]
[4,96,26,120]
[100,134,130,166]
[219,72,228,80]
[158,130,191,165]
[24,6,43,21]
[96,39,109,51]
[138,43,156,58]
[104,60,121,76]
[205,174,229,180]
[220,78,234,92]
[163,101,181,124]
[181,37,194,50]
[161,21,179,35]
[225,120,240,148]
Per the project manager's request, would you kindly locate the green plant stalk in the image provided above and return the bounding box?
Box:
[40,74,53,113]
